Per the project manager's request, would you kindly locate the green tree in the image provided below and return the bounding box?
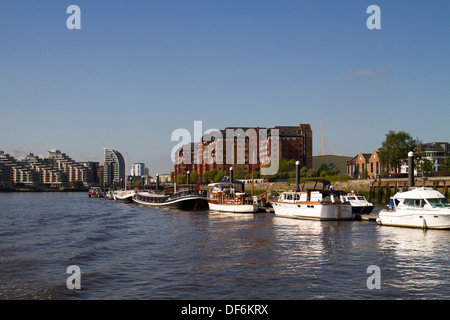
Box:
[189,171,199,183]
[443,156,450,171]
[306,169,317,177]
[213,171,225,182]
[177,174,186,184]
[300,166,309,177]
[203,169,218,182]
[417,159,434,173]
[378,130,421,173]
[330,166,340,176]
[70,180,84,188]
[260,158,298,179]
[318,163,330,177]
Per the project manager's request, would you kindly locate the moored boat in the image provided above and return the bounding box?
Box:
[132,188,208,210]
[105,190,114,200]
[113,189,136,203]
[270,179,352,220]
[377,187,450,229]
[342,192,374,214]
[207,180,259,213]
[88,187,103,198]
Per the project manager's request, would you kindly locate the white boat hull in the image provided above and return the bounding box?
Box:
[377,210,450,229]
[271,202,353,220]
[113,190,136,202]
[208,202,259,213]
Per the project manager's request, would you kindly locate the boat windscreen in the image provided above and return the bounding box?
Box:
[427,198,450,208]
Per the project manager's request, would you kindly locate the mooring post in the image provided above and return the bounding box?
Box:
[408,151,414,189]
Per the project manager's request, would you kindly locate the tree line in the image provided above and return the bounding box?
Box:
[174,158,343,184]
[378,130,450,174]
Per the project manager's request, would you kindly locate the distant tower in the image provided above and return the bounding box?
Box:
[104,148,125,186]
[131,163,146,176]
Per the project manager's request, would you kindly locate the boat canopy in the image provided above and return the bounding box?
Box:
[207,180,245,193]
[298,179,332,191]
[393,187,446,200]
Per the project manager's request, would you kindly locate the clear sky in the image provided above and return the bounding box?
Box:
[1,0,449,175]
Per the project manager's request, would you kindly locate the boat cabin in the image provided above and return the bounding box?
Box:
[207,181,253,205]
[386,187,450,211]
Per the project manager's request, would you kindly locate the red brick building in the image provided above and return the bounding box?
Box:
[173,124,313,182]
[347,151,397,179]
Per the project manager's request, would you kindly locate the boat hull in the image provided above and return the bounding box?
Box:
[377,210,450,229]
[114,195,134,203]
[271,202,353,220]
[113,190,136,203]
[351,205,374,214]
[208,202,259,213]
[133,196,208,210]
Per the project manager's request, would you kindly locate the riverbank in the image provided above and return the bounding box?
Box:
[0,187,88,193]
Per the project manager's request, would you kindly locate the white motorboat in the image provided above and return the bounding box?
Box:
[270,179,352,220]
[342,192,374,214]
[207,180,259,213]
[113,189,136,203]
[377,187,450,229]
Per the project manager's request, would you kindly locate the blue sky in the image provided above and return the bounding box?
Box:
[1,0,449,175]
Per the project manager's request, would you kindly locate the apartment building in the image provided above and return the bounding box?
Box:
[173,123,313,182]
[0,149,97,187]
[422,142,450,172]
[46,149,89,185]
[23,153,63,187]
[0,151,37,186]
[104,147,125,186]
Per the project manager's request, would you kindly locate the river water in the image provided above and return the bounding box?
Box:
[1,192,449,300]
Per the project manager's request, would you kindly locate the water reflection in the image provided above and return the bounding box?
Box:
[2,193,450,299]
[375,226,450,298]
